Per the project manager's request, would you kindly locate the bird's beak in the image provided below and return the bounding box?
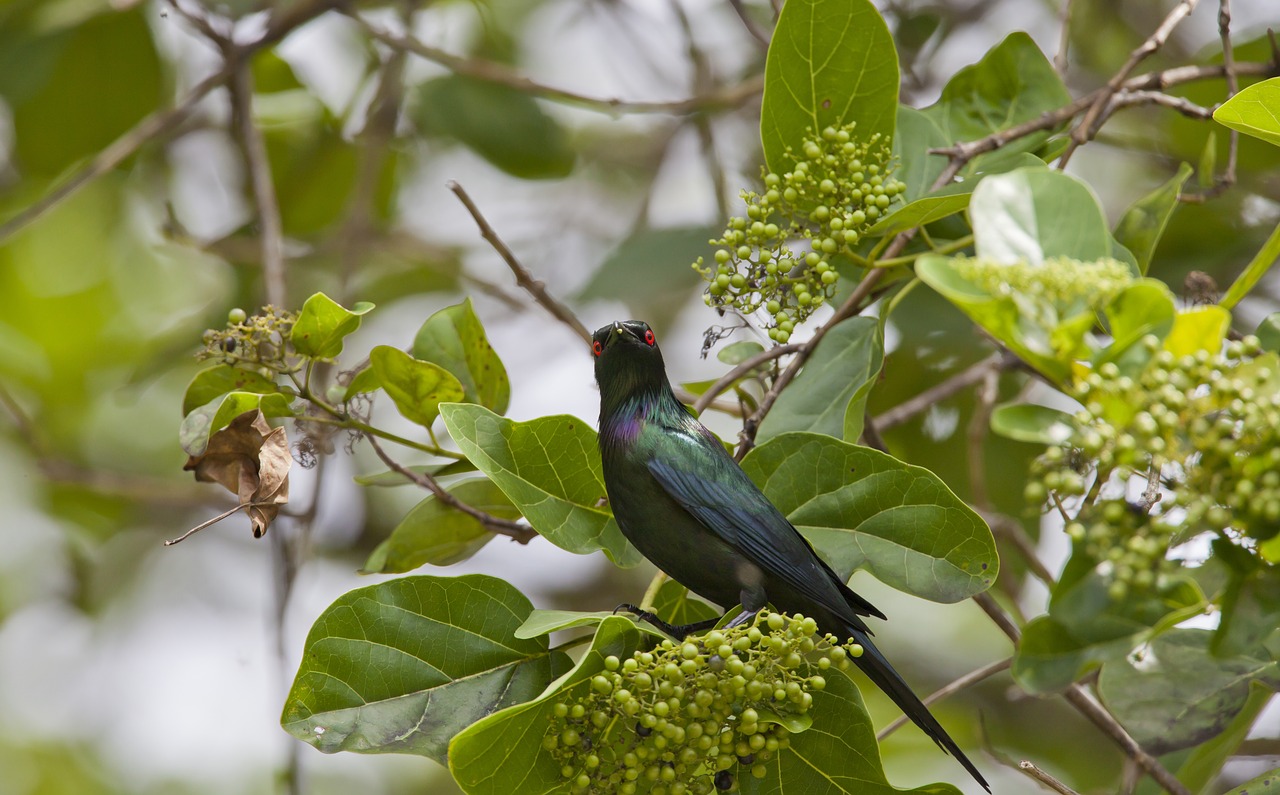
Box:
[612,321,625,336]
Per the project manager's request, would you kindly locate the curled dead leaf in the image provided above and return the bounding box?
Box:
[179,409,291,540]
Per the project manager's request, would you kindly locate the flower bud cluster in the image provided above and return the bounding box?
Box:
[951,256,1133,308]
[545,611,862,794]
[695,124,903,341]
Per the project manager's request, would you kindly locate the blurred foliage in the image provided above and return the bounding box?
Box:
[1,0,1279,793]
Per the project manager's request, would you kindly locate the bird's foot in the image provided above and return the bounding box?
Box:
[613,603,719,639]
[724,607,759,630]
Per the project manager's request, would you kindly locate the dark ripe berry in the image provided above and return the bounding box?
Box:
[636,723,652,738]
[223,337,237,353]
[715,771,734,790]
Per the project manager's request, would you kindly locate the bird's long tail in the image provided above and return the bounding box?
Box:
[849,629,991,792]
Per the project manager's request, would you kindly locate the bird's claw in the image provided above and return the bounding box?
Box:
[614,603,720,639]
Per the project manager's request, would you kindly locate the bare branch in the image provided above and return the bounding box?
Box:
[1182,0,1240,202]
[1019,760,1082,795]
[1110,89,1215,119]
[365,435,537,544]
[876,657,1011,740]
[1054,0,1075,75]
[349,12,763,116]
[230,57,287,308]
[874,354,1008,429]
[1060,0,1201,167]
[692,343,801,415]
[727,0,771,47]
[447,180,592,344]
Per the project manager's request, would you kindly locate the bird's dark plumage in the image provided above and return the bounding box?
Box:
[592,319,989,792]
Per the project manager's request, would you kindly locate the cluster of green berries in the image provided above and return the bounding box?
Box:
[694,124,904,342]
[953,256,1133,319]
[545,611,862,794]
[1026,334,1280,595]
[200,305,296,372]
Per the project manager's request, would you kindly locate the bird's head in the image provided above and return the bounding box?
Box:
[591,320,671,410]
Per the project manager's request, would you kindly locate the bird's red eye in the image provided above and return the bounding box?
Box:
[644,329,655,346]
[592,340,603,356]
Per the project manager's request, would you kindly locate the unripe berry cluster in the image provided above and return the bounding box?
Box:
[1027,334,1280,594]
[200,305,296,372]
[694,124,904,342]
[545,611,862,794]
[950,256,1133,309]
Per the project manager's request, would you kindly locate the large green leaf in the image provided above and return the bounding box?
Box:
[866,193,972,238]
[181,364,280,417]
[923,32,1070,153]
[413,74,575,179]
[739,663,963,795]
[1223,768,1280,795]
[439,403,641,567]
[1171,685,1274,795]
[760,0,898,175]
[449,616,650,794]
[290,292,374,359]
[362,478,521,573]
[757,317,883,444]
[281,574,570,763]
[894,105,950,201]
[1013,552,1205,694]
[970,168,1114,265]
[1113,163,1193,274]
[412,299,510,414]
[1098,629,1280,755]
[370,345,466,429]
[651,578,719,629]
[1213,76,1280,148]
[740,432,997,602]
[989,403,1077,445]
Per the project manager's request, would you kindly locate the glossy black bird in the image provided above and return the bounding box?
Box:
[593,319,989,791]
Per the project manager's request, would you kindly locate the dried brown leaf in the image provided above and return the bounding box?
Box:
[183,409,291,538]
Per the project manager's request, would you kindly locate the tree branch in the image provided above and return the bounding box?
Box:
[1019,760,1082,795]
[876,657,1011,740]
[691,343,801,415]
[365,435,537,544]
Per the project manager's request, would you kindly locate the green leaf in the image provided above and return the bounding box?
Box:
[1199,129,1218,189]
[449,616,650,794]
[894,105,950,201]
[718,341,765,366]
[412,298,511,414]
[1223,767,1280,795]
[290,292,374,359]
[651,579,719,629]
[1098,629,1280,755]
[924,32,1071,153]
[413,74,575,179]
[179,391,294,457]
[439,403,642,567]
[1220,219,1280,310]
[1113,163,1193,274]
[354,459,478,487]
[512,609,667,641]
[989,403,1077,445]
[281,574,570,763]
[370,345,466,429]
[740,432,997,602]
[1097,279,1177,375]
[970,167,1113,265]
[760,0,898,175]
[1257,313,1280,353]
[757,317,883,444]
[1013,562,1205,694]
[1173,685,1274,794]
[341,366,381,402]
[1213,76,1280,148]
[362,478,521,573]
[1163,305,1232,358]
[181,364,280,417]
[738,664,962,795]
[867,193,972,238]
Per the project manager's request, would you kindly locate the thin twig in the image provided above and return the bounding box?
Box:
[0,0,338,245]
[230,56,287,308]
[365,435,537,543]
[692,343,801,415]
[873,354,1007,429]
[165,500,281,545]
[1054,0,1074,75]
[727,0,771,47]
[1109,89,1215,119]
[966,367,1001,509]
[1020,760,1082,795]
[349,12,763,116]
[447,181,591,342]
[1060,0,1201,167]
[979,510,1056,586]
[876,657,1011,740]
[1182,0,1240,202]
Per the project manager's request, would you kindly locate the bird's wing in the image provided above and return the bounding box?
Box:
[646,429,884,623]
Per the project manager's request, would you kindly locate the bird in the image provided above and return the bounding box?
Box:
[592,319,990,792]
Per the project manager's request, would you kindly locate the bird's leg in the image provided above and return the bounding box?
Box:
[723,607,759,630]
[613,604,720,639]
